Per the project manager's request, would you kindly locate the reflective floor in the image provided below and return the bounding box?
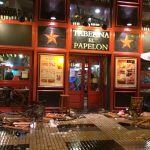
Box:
[0,113,150,150]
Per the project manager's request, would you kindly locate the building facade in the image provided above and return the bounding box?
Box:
[0,0,150,111]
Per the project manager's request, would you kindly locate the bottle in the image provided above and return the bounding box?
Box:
[3,9,6,20]
[6,9,8,20]
[13,9,17,20]
[0,8,4,19]
[0,8,3,19]
[9,8,12,20]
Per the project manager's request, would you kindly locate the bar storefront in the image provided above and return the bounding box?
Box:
[0,0,149,112]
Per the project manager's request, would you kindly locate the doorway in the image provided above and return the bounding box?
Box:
[69,55,103,110]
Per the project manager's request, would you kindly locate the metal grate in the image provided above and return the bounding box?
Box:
[118,122,142,130]
[0,144,29,150]
[57,124,101,132]
[66,140,125,150]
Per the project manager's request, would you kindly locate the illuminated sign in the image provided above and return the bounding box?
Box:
[72,29,110,51]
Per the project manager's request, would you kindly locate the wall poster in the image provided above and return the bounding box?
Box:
[39,54,64,87]
[115,57,137,88]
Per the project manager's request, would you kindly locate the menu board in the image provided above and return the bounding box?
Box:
[39,54,64,87]
[115,57,137,88]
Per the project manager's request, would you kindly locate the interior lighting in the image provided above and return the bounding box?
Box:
[75,63,80,68]
[141,52,150,61]
[49,22,55,26]
[58,57,64,64]
[127,23,132,26]
[0,1,4,5]
[124,28,131,32]
[88,18,92,22]
[19,54,23,58]
[50,16,56,20]
[95,8,100,14]
[6,62,13,67]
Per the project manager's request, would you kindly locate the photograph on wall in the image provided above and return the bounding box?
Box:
[39,54,64,87]
[116,5,139,27]
[115,32,139,52]
[115,57,137,88]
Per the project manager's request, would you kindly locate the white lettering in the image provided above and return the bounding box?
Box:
[88,38,94,43]
[74,43,78,48]
[73,30,109,38]
[73,43,108,50]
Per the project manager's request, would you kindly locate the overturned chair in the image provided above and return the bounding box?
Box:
[59,94,70,114]
[130,96,143,116]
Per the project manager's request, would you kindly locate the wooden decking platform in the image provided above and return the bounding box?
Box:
[0,114,150,150]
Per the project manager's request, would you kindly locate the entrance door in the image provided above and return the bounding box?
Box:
[69,55,101,110]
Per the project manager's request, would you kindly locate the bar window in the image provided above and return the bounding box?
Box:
[39,0,66,21]
[0,53,30,81]
[142,0,150,30]
[116,5,139,27]
[70,0,112,28]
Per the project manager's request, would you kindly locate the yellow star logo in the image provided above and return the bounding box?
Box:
[120,35,133,48]
[44,31,59,44]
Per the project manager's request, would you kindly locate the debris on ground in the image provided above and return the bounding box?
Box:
[0,112,31,133]
[43,113,66,123]
[103,112,122,118]
[104,110,150,129]
[131,116,150,129]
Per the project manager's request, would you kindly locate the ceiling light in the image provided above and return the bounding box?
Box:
[95,9,100,14]
[88,18,92,22]
[127,23,132,26]
[50,16,56,20]
[0,1,4,5]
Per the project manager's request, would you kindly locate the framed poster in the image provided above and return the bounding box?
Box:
[115,57,137,88]
[38,26,66,48]
[115,32,139,52]
[39,54,64,87]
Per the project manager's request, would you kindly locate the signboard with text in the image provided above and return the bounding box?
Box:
[39,54,64,87]
[72,29,110,51]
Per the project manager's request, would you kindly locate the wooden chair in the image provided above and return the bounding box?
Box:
[59,94,70,114]
[130,97,143,114]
